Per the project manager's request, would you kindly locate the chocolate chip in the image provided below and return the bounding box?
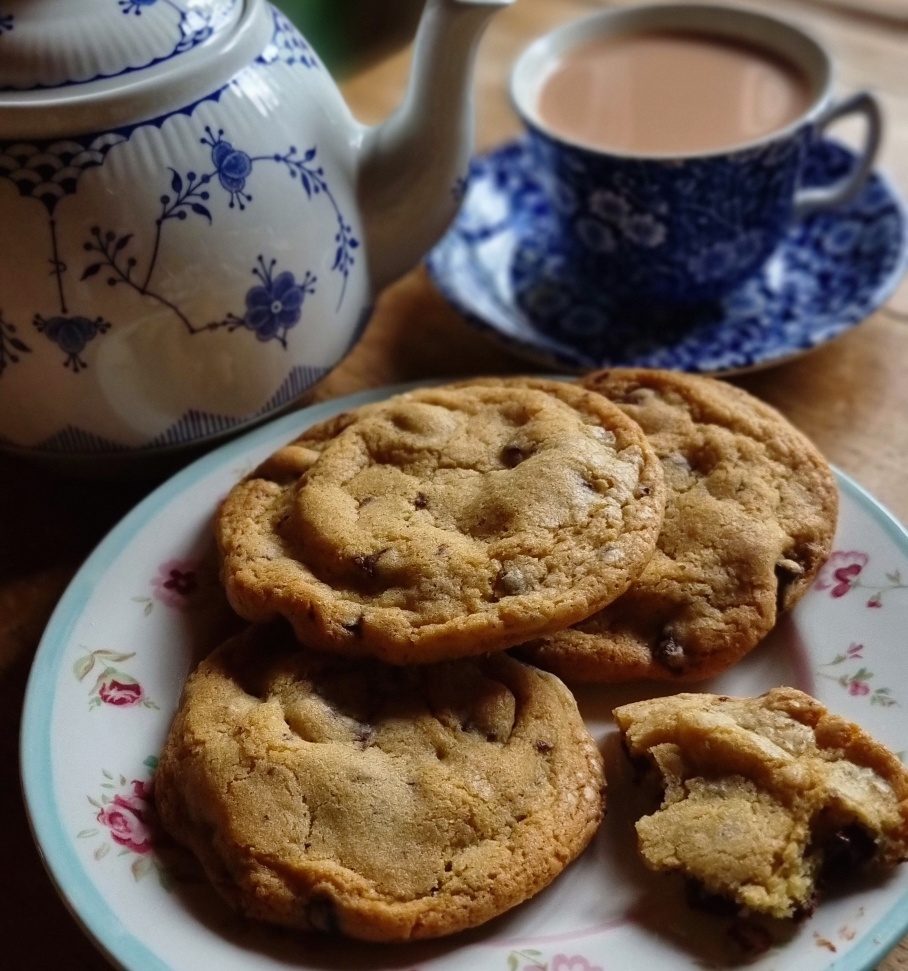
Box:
[500,442,532,467]
[727,920,773,957]
[352,549,386,577]
[535,739,554,754]
[793,891,818,920]
[685,879,739,917]
[414,492,429,509]
[819,824,878,881]
[306,895,341,934]
[354,725,375,749]
[635,484,652,497]
[775,555,807,613]
[341,616,364,637]
[494,566,530,597]
[654,632,686,672]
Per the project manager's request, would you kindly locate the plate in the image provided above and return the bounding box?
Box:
[21,383,908,971]
[426,139,908,374]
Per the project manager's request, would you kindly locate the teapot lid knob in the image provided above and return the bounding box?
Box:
[0,0,242,93]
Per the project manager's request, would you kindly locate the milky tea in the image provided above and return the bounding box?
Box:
[536,29,814,156]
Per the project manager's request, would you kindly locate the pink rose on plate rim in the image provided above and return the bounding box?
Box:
[96,780,153,853]
[98,676,143,707]
[849,680,871,696]
[815,551,869,598]
[151,559,200,609]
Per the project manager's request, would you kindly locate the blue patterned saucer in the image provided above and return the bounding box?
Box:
[426,139,908,374]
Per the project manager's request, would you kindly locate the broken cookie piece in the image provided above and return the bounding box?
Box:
[614,688,908,918]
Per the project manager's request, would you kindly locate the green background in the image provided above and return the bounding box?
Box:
[274,1,424,75]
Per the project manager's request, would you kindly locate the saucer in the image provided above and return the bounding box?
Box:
[426,139,908,374]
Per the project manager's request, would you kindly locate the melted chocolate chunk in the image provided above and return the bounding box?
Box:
[494,566,531,597]
[819,824,878,881]
[352,549,386,577]
[306,894,341,934]
[341,616,364,638]
[354,725,376,749]
[500,442,533,467]
[414,492,429,509]
[654,633,687,672]
[685,879,740,917]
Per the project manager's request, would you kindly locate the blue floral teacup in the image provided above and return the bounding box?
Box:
[509,4,882,311]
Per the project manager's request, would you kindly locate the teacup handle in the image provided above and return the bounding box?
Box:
[794,91,883,218]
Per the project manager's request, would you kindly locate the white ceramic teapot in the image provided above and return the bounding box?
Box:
[0,0,512,457]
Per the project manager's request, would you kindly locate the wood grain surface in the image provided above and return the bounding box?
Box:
[2,1,906,967]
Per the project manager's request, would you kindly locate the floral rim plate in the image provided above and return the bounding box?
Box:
[426,139,908,374]
[21,383,908,971]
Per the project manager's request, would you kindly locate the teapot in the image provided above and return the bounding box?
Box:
[0,0,512,457]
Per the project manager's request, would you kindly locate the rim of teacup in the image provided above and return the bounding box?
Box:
[510,3,834,162]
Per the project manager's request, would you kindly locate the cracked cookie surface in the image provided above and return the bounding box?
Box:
[521,369,837,682]
[216,378,666,663]
[614,688,908,918]
[154,624,604,940]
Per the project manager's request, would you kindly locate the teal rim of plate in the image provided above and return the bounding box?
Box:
[18,384,908,971]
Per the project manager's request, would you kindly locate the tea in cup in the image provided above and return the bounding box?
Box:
[509,4,882,308]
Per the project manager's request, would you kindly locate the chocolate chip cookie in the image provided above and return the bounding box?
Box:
[216,379,666,664]
[155,624,605,941]
[521,369,837,682]
[614,688,908,918]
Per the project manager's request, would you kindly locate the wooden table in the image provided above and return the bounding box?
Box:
[2,0,907,967]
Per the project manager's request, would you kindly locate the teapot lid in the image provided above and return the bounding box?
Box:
[0,0,243,92]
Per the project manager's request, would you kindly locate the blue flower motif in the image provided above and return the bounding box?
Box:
[0,12,14,34]
[822,219,863,257]
[119,0,157,14]
[686,241,739,284]
[576,217,616,254]
[589,189,629,224]
[687,231,765,284]
[550,179,578,215]
[241,256,316,348]
[523,282,572,318]
[34,314,110,372]
[202,127,254,208]
[622,213,667,248]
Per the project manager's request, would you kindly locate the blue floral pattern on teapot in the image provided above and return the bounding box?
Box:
[0,0,511,455]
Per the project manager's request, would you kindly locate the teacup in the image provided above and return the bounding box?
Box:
[509,4,882,308]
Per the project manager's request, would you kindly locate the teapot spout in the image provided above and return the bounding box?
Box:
[356,0,514,292]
